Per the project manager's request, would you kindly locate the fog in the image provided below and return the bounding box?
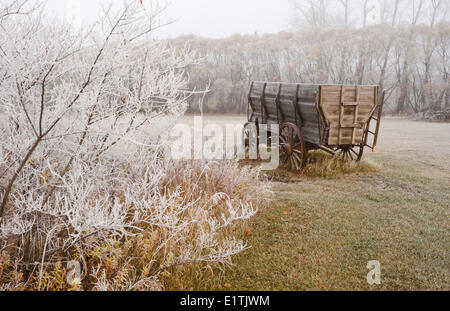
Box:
[17,0,450,116]
[44,0,291,38]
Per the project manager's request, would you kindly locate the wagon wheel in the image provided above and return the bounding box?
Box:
[336,144,364,162]
[242,122,258,159]
[279,123,307,171]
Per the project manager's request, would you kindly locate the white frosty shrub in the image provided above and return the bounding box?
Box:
[0,0,270,290]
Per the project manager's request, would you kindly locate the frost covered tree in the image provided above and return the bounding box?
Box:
[0,1,266,290]
[0,0,194,223]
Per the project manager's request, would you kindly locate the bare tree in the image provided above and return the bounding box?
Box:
[396,0,425,113]
[290,0,330,29]
[378,0,401,99]
[360,0,377,27]
[339,0,350,25]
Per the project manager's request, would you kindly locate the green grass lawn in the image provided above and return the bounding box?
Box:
[214,171,449,290]
[196,119,450,291]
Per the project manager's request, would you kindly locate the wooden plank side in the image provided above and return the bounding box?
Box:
[262,83,281,123]
[328,127,364,145]
[320,85,377,146]
[264,96,279,123]
[249,95,263,123]
[264,83,281,97]
[297,84,320,145]
[302,125,321,145]
[276,83,321,145]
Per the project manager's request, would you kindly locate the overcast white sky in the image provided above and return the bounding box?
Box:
[44,0,292,38]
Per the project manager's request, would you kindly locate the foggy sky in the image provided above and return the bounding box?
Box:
[44,0,292,38]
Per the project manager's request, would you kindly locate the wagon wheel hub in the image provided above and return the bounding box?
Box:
[284,143,293,155]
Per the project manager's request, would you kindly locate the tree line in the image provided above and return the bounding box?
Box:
[170,0,449,117]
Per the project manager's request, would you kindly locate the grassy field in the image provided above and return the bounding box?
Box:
[180,117,450,291]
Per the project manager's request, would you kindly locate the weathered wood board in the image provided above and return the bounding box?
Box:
[249,82,321,145]
[319,85,378,146]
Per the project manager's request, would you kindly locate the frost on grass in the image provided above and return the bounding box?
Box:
[0,0,270,290]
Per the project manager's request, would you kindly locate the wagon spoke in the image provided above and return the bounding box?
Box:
[293,153,302,166]
[348,150,354,161]
[350,148,359,157]
[293,157,300,171]
[293,156,300,170]
[346,151,351,161]
[336,144,364,163]
[279,123,307,172]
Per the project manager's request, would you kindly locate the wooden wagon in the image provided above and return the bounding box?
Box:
[244,81,386,171]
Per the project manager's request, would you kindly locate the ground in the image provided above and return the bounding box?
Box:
[180,116,450,291]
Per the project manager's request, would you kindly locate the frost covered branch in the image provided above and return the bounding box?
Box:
[0,0,269,291]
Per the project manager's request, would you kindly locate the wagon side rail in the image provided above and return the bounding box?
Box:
[364,90,386,153]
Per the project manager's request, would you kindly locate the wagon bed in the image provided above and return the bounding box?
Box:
[245,81,385,170]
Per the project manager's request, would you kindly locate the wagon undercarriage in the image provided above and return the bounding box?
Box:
[244,81,385,172]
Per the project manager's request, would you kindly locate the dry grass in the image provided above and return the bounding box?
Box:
[0,158,270,291]
[159,160,271,290]
[262,151,379,183]
[302,151,380,177]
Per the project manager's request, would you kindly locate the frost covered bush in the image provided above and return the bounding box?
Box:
[0,155,270,290]
[0,1,270,290]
